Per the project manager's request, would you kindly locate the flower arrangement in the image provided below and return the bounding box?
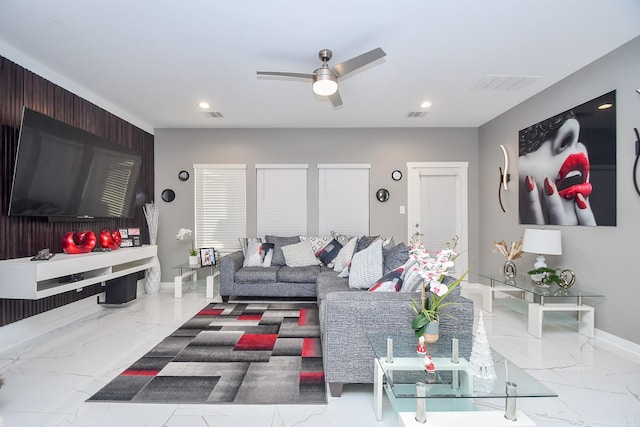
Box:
[408,233,469,336]
[493,237,523,261]
[176,228,198,256]
[527,267,562,287]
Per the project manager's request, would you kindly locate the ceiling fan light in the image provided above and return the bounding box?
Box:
[312,69,338,96]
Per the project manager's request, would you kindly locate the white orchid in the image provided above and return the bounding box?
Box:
[409,234,458,284]
[429,280,449,297]
[409,234,467,331]
[176,228,193,240]
[176,228,197,256]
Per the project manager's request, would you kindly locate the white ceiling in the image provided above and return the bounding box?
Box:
[1,0,639,133]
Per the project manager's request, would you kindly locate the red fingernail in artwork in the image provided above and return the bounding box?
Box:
[544,178,555,196]
[526,176,534,192]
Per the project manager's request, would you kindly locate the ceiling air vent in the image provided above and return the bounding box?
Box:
[203,111,224,118]
[471,75,540,91]
[407,111,427,118]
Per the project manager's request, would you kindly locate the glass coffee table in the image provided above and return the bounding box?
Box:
[477,273,604,338]
[368,332,557,426]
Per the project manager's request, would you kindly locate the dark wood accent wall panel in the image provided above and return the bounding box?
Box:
[0,55,154,327]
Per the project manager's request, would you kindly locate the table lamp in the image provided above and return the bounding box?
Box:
[522,228,562,269]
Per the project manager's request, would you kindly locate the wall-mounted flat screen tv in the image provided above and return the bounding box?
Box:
[9,107,142,219]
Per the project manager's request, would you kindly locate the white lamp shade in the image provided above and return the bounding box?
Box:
[522,229,562,255]
[312,68,338,96]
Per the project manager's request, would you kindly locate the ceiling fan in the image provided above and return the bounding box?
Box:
[257,47,386,107]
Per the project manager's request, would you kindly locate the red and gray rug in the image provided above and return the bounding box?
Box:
[88,302,326,404]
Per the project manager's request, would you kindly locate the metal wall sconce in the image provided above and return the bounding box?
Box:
[635,90,640,197]
[634,128,640,197]
[498,144,510,212]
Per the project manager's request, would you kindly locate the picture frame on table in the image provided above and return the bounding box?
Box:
[200,248,216,266]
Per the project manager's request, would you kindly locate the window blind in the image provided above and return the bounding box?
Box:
[318,164,370,236]
[194,164,246,253]
[256,164,308,237]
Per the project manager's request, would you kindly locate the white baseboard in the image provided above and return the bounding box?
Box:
[595,328,640,360]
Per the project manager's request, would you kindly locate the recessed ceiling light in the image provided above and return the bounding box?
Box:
[420,101,432,109]
[198,102,210,109]
[598,103,613,110]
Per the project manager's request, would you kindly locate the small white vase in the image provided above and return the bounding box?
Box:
[189,255,199,266]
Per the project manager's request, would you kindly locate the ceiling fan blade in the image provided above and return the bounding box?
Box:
[332,47,386,77]
[329,90,343,107]
[256,71,314,79]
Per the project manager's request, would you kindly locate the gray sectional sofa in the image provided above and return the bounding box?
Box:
[220,239,474,397]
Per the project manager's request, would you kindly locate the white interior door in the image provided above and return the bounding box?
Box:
[407,162,468,277]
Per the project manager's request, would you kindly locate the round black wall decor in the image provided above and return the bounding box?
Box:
[178,170,190,181]
[392,170,403,181]
[161,189,176,202]
[376,188,390,202]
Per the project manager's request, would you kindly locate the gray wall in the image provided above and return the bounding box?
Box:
[478,36,640,344]
[154,127,479,282]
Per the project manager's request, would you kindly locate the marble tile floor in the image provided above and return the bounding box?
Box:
[0,285,638,427]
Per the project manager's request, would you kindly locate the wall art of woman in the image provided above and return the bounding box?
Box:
[518,92,616,226]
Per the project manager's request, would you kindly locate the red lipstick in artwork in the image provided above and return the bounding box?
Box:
[556,153,592,199]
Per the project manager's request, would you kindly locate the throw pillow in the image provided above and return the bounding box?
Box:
[382,235,396,250]
[400,259,423,292]
[338,263,351,278]
[300,236,331,255]
[369,266,405,292]
[264,235,301,266]
[332,237,358,272]
[243,241,267,267]
[317,239,342,266]
[262,243,275,267]
[238,237,262,256]
[356,235,380,253]
[282,240,321,267]
[331,231,354,247]
[383,242,409,274]
[348,238,383,289]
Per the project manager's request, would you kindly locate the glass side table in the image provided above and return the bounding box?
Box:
[367,332,557,425]
[477,273,604,338]
[172,262,219,299]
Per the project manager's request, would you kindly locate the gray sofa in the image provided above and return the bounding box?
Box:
[220,244,474,397]
[220,250,320,300]
[317,272,473,396]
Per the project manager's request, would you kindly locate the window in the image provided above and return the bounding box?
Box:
[318,164,370,236]
[194,164,246,254]
[256,164,308,236]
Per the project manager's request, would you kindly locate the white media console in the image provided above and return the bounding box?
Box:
[0,245,157,299]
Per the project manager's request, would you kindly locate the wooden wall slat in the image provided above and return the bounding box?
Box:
[0,55,154,327]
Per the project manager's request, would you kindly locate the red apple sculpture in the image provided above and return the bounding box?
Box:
[62,231,97,254]
[100,229,122,250]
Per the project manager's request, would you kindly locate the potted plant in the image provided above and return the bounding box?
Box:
[408,234,468,342]
[527,267,562,288]
[176,228,199,265]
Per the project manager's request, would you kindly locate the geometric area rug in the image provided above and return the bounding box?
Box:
[87,302,326,404]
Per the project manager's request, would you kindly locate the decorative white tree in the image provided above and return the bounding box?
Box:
[468,312,496,379]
